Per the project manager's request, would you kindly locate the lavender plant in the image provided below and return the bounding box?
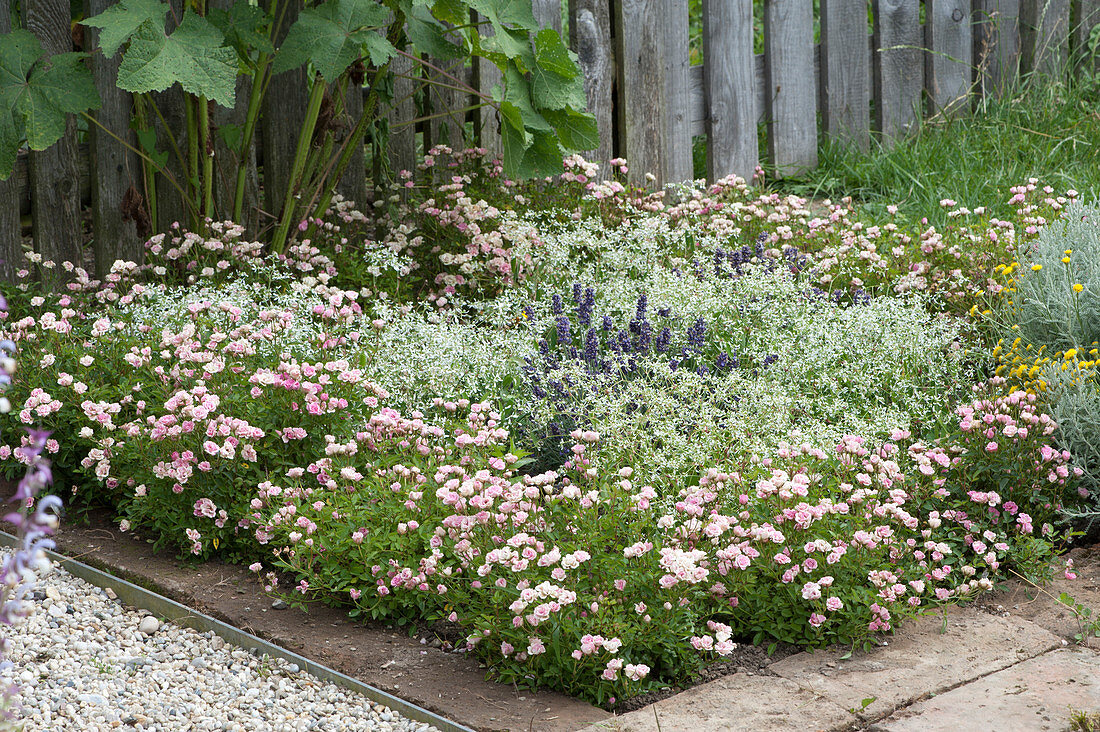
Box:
[0,293,61,728]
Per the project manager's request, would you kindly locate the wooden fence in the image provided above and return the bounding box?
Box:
[4,0,1100,288]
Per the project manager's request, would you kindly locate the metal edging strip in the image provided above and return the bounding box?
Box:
[0,530,476,732]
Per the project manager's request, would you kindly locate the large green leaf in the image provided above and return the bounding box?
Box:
[466,0,536,30]
[116,12,238,107]
[544,108,599,152]
[0,31,100,180]
[534,28,576,79]
[272,0,395,83]
[405,5,463,61]
[208,1,274,62]
[82,0,166,58]
[21,52,101,149]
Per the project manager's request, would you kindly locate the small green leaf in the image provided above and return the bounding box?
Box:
[117,12,238,107]
[272,0,394,83]
[82,0,166,58]
[215,122,243,154]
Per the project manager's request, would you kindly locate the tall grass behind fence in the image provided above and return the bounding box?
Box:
[4,0,1100,287]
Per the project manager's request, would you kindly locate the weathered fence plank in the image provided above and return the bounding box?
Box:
[150,0,190,234]
[974,0,1021,98]
[261,0,308,230]
[764,0,817,177]
[87,0,145,277]
[925,0,973,116]
[426,55,469,154]
[336,76,369,208]
[702,0,756,182]
[0,6,20,284]
[474,15,503,158]
[387,51,419,178]
[23,0,84,288]
[616,0,663,184]
[1074,0,1100,71]
[532,0,563,37]
[661,0,693,184]
[1022,0,1071,78]
[873,0,922,142]
[209,0,258,230]
[821,0,870,152]
[568,0,614,175]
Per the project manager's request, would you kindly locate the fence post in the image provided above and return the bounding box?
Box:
[763,0,817,177]
[86,0,145,278]
[22,0,84,289]
[1074,0,1100,72]
[336,77,369,208]
[974,0,1021,99]
[261,0,308,230]
[873,0,922,143]
[388,51,419,182]
[616,0,664,185]
[151,0,190,234]
[532,0,563,37]
[661,0,692,185]
[703,0,757,183]
[569,0,614,177]
[925,0,973,116]
[0,8,20,285]
[1021,0,1071,79]
[426,54,469,159]
[821,0,870,152]
[475,15,504,159]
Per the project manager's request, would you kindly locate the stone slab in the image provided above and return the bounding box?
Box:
[871,647,1100,731]
[768,606,1063,720]
[989,546,1100,643]
[578,673,854,732]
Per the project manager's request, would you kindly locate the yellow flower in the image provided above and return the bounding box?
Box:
[1063,257,1071,264]
[1074,283,1084,293]
[1032,264,1043,271]
[1066,348,1078,359]
[1065,249,1073,255]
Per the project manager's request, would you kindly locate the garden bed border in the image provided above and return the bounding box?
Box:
[0,530,475,732]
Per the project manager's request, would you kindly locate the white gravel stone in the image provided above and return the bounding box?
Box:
[0,551,443,732]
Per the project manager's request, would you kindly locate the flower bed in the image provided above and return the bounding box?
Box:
[0,151,1092,706]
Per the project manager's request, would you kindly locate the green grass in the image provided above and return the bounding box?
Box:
[765,73,1100,227]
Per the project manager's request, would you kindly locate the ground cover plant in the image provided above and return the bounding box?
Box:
[0,149,1093,707]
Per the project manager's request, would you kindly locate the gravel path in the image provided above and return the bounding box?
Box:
[1,551,443,732]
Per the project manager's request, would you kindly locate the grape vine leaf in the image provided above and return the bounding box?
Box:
[81,0,166,59]
[272,0,395,83]
[0,30,101,180]
[116,11,238,107]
